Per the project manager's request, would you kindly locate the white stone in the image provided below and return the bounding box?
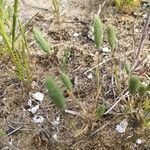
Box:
[29,105,39,114]
[87,73,93,79]
[116,119,128,133]
[102,47,111,53]
[52,133,58,141]
[28,99,32,107]
[33,115,44,123]
[136,139,142,144]
[73,32,80,37]
[32,92,44,102]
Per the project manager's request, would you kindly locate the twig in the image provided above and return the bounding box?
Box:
[65,109,81,116]
[7,125,23,136]
[133,7,150,69]
[104,90,129,115]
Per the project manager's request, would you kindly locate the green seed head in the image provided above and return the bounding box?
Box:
[146,83,150,91]
[138,83,147,96]
[128,75,140,95]
[33,27,51,53]
[125,61,131,75]
[46,76,66,110]
[93,15,103,49]
[107,24,116,51]
[60,71,72,92]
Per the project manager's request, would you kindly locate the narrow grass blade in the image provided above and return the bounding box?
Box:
[46,76,66,110]
[33,27,51,53]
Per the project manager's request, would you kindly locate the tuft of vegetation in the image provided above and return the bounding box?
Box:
[96,104,106,117]
[138,83,147,96]
[107,24,116,51]
[33,27,52,54]
[0,129,7,137]
[128,75,140,95]
[114,0,140,13]
[46,76,66,110]
[0,0,31,85]
[93,15,103,50]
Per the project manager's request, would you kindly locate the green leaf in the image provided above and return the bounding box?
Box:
[60,71,72,92]
[93,15,103,49]
[128,75,140,95]
[107,24,116,50]
[33,27,51,53]
[46,76,66,110]
[96,104,106,117]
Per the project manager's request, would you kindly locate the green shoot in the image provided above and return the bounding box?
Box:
[33,27,52,53]
[46,76,66,110]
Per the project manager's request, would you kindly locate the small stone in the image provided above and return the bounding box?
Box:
[33,115,44,123]
[32,92,44,102]
[102,47,111,53]
[116,119,128,133]
[136,139,142,144]
[87,73,93,79]
[73,32,80,37]
[52,133,58,141]
[29,105,39,114]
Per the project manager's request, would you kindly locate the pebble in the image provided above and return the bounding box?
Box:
[116,119,128,133]
[32,92,44,102]
[33,115,44,123]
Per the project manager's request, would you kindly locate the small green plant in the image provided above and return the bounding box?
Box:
[46,76,66,110]
[96,104,106,117]
[107,24,116,51]
[33,27,52,54]
[93,15,103,50]
[0,0,31,85]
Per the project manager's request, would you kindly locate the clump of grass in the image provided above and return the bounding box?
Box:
[33,27,52,54]
[93,15,103,50]
[0,0,31,85]
[114,0,140,13]
[46,76,66,110]
[107,24,116,51]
